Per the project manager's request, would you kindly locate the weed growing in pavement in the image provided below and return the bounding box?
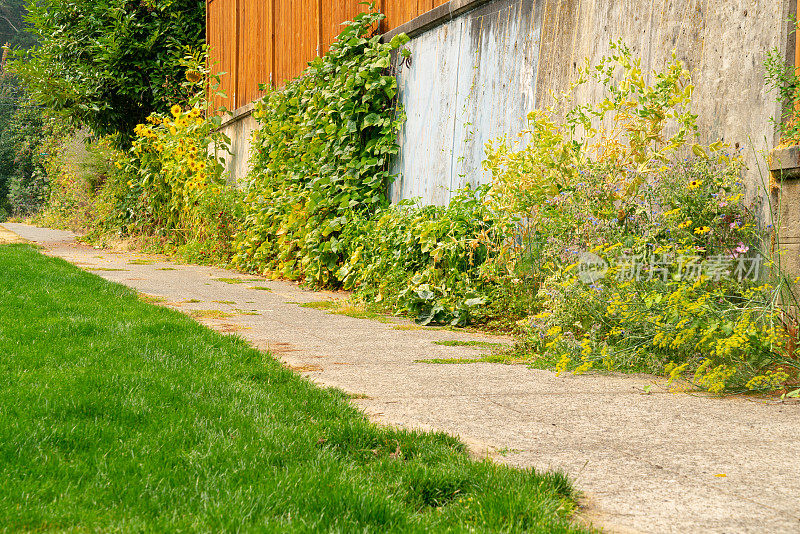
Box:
[432,340,505,349]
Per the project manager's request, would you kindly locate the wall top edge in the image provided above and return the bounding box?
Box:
[219,101,256,129]
[381,0,495,42]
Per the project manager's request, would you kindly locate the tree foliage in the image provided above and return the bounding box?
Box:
[0,0,35,49]
[14,0,204,145]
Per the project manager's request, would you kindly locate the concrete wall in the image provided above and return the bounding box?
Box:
[386,0,793,205]
[220,0,795,205]
[389,0,539,204]
[218,103,258,187]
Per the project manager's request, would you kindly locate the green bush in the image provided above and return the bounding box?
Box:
[2,101,52,216]
[339,186,532,327]
[233,10,409,286]
[15,0,205,145]
[484,43,797,392]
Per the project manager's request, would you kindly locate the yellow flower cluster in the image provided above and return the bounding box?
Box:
[745,370,790,391]
[695,362,736,394]
[133,123,156,139]
[573,356,594,375]
[664,361,690,383]
[555,353,572,377]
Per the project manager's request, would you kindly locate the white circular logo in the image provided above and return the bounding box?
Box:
[578,252,608,284]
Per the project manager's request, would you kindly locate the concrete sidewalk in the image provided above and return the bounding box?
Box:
[4,222,800,534]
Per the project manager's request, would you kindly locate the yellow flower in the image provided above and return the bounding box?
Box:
[185,70,203,83]
[573,357,594,375]
[555,354,572,377]
[693,226,710,235]
[170,104,182,118]
[687,179,703,190]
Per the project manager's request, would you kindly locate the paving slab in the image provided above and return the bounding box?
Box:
[3,222,800,534]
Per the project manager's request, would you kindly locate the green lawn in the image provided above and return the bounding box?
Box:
[0,244,591,533]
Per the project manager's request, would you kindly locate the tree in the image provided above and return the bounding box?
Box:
[0,0,35,49]
[2,100,50,216]
[14,0,204,146]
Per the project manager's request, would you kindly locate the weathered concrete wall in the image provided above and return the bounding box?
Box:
[390,0,539,204]
[388,0,793,205]
[218,103,258,186]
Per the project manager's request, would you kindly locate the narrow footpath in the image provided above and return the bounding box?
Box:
[4,222,799,534]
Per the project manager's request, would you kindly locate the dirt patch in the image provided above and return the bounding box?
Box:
[268,342,300,354]
[0,226,27,245]
[216,322,249,333]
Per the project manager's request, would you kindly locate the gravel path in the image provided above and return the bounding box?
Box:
[4,222,800,534]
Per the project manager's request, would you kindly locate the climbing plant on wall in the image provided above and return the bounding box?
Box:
[233,10,409,286]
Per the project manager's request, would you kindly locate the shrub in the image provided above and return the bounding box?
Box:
[34,133,128,234]
[2,101,52,216]
[338,186,504,326]
[16,0,205,145]
[232,10,409,286]
[484,42,797,392]
[115,50,238,265]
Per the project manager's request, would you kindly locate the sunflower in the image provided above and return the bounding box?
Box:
[185,70,203,83]
[170,104,182,118]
